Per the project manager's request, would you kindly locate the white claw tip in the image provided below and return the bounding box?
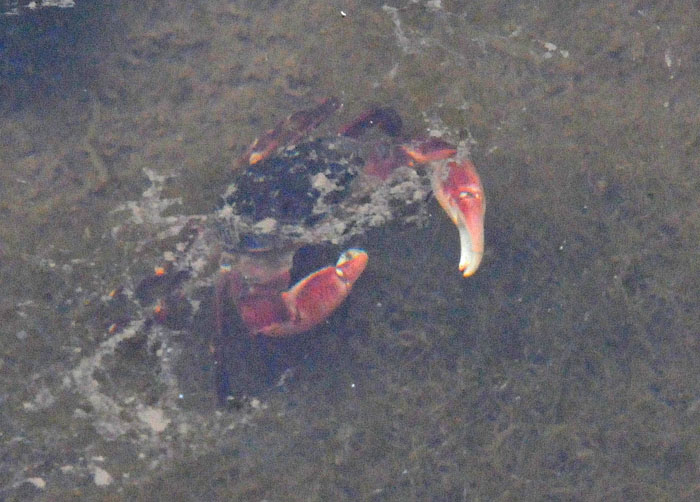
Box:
[457,224,483,277]
[459,252,483,277]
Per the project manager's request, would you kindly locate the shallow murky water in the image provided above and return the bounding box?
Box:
[1,1,698,500]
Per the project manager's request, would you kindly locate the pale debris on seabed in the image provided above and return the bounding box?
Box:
[2,0,75,15]
[111,168,191,233]
[382,2,448,55]
[90,465,114,487]
[382,6,416,55]
[137,406,171,433]
[24,477,46,490]
[21,386,56,412]
[67,319,146,440]
[540,40,570,59]
[66,167,199,441]
[38,0,75,6]
[664,49,673,68]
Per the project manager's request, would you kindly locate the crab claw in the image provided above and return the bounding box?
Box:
[250,249,368,337]
[431,157,485,277]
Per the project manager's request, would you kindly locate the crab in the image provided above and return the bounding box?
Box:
[135,97,485,401]
[212,97,485,339]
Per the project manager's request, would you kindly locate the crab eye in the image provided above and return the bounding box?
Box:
[458,188,483,200]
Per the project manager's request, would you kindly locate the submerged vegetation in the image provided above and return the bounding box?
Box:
[1,1,697,500]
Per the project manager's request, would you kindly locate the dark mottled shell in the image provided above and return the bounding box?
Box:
[223,138,363,226]
[215,136,432,252]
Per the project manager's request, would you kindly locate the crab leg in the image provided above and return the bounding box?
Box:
[238,97,341,167]
[238,249,368,337]
[339,106,403,138]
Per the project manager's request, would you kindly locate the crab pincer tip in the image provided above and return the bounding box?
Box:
[458,232,483,278]
[336,248,368,285]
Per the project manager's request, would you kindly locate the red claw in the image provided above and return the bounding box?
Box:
[398,138,485,277]
[431,156,485,277]
[239,249,368,337]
